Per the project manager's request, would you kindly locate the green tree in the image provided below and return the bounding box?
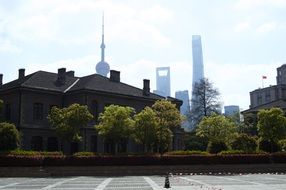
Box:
[241,113,258,136]
[190,78,222,127]
[152,99,182,153]
[48,103,93,145]
[257,108,286,152]
[184,131,208,151]
[0,122,20,151]
[95,105,135,155]
[231,133,257,152]
[133,107,158,152]
[196,114,237,146]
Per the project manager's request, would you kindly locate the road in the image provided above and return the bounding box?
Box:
[0,174,286,189]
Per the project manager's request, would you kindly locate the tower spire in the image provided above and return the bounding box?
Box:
[96,12,110,77]
[100,12,105,62]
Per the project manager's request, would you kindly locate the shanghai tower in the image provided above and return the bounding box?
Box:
[191,35,204,107]
[192,35,204,88]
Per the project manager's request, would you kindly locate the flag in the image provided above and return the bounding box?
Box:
[262,76,267,79]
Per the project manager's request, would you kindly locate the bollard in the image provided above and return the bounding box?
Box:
[164,173,170,188]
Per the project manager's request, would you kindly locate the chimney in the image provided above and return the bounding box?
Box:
[18,69,25,79]
[143,79,150,96]
[0,74,3,86]
[57,68,66,84]
[66,71,75,77]
[109,70,120,82]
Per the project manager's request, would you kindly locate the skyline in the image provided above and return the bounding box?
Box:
[1,0,286,110]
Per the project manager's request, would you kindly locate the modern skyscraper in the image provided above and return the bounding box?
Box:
[154,67,171,97]
[175,90,190,115]
[224,105,240,116]
[192,35,204,88]
[175,90,191,131]
[191,35,204,106]
[96,15,110,77]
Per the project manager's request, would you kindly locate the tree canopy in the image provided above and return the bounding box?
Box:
[190,78,221,127]
[152,99,182,153]
[95,105,135,154]
[257,108,286,143]
[196,114,237,145]
[151,99,182,131]
[0,122,20,151]
[133,106,158,152]
[48,103,93,142]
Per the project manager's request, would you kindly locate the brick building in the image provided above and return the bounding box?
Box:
[0,68,183,153]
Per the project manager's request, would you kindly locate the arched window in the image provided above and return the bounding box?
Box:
[31,136,43,151]
[33,103,43,121]
[47,137,58,151]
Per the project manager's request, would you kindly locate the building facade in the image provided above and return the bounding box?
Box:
[175,90,190,115]
[0,68,183,153]
[154,67,171,97]
[175,90,191,131]
[242,64,286,115]
[191,35,205,108]
[224,105,240,116]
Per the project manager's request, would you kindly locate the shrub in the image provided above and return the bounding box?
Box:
[7,150,41,156]
[271,152,286,163]
[40,151,64,156]
[231,134,257,152]
[0,122,20,151]
[259,139,281,153]
[184,132,208,151]
[207,141,228,154]
[166,150,209,155]
[219,150,267,155]
[73,152,97,157]
[278,139,286,151]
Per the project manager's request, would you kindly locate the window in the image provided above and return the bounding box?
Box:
[47,137,58,151]
[33,103,44,121]
[5,104,11,121]
[257,94,262,105]
[90,135,97,152]
[265,90,271,102]
[91,101,98,121]
[31,136,43,151]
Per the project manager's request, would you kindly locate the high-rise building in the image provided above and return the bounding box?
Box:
[175,90,190,115]
[224,105,240,116]
[154,67,170,97]
[192,35,204,87]
[191,35,205,107]
[175,90,191,131]
[96,15,110,77]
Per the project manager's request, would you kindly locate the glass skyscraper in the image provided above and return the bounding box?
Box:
[191,35,204,106]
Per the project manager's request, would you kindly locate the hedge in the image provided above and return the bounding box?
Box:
[1,152,286,166]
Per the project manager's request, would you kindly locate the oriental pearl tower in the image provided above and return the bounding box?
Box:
[96,14,110,77]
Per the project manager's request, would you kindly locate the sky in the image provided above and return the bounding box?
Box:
[1,0,286,111]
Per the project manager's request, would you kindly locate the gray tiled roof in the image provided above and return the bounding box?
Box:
[0,71,165,100]
[68,74,164,100]
[0,71,78,92]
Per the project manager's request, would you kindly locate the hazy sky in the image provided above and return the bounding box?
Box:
[1,0,286,111]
